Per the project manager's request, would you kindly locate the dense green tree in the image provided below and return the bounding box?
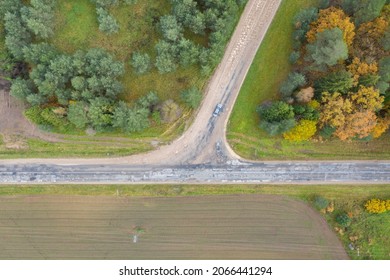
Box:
[258,101,295,123]
[10,78,35,100]
[23,43,58,65]
[21,0,56,39]
[177,38,199,67]
[4,12,32,60]
[314,70,355,96]
[181,87,202,109]
[342,0,387,25]
[159,15,183,42]
[0,0,22,17]
[112,101,150,133]
[136,91,159,110]
[359,74,380,87]
[292,7,319,44]
[258,101,296,136]
[96,7,119,34]
[131,52,151,75]
[305,28,348,70]
[293,105,320,121]
[67,101,89,129]
[155,40,178,73]
[259,119,296,136]
[280,72,307,102]
[88,97,114,130]
[382,28,390,51]
[91,0,119,8]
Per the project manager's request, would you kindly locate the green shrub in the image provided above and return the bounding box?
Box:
[314,196,329,210]
[336,213,351,227]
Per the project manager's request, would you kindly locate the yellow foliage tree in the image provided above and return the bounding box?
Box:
[348,86,384,112]
[308,99,320,109]
[347,57,378,82]
[283,120,317,142]
[372,117,390,138]
[365,199,390,214]
[334,110,377,141]
[357,17,388,40]
[307,7,355,46]
[320,92,353,128]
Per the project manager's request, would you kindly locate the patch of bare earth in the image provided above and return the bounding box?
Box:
[0,80,58,146]
[0,195,348,260]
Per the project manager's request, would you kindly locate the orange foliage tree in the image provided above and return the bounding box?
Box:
[372,117,390,138]
[307,7,355,46]
[347,57,378,82]
[334,110,377,141]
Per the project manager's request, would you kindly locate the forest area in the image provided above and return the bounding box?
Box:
[0,0,246,135]
[257,0,390,142]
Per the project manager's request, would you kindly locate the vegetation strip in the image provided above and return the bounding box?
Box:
[228,0,390,160]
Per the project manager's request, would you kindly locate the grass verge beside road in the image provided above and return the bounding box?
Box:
[1,184,389,259]
[227,0,390,160]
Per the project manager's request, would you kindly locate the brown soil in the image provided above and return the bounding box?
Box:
[0,194,348,260]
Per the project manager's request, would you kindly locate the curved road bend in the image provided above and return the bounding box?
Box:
[1,0,390,184]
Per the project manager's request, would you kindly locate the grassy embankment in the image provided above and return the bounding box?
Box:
[0,184,389,259]
[227,0,390,160]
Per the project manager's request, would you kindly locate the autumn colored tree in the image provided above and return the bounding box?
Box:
[353,16,389,61]
[334,110,377,140]
[283,120,317,141]
[348,86,384,112]
[372,117,390,138]
[295,87,314,103]
[347,57,378,82]
[306,6,356,46]
[320,92,353,128]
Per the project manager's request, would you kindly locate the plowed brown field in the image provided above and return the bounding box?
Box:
[0,195,347,259]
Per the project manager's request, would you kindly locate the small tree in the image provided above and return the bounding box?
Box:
[306,28,348,70]
[181,87,202,109]
[67,102,89,129]
[131,52,151,75]
[280,72,307,102]
[258,101,295,123]
[96,8,119,34]
[314,71,355,96]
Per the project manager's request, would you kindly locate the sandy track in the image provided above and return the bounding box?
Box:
[0,195,348,260]
[0,0,282,165]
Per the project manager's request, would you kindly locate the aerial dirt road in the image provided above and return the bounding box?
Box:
[1,0,389,184]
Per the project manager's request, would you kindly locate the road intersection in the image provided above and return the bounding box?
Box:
[1,0,389,185]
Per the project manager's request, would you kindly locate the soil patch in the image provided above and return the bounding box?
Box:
[0,195,348,260]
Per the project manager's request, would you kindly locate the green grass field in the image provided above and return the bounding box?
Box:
[227,0,390,160]
[1,184,389,259]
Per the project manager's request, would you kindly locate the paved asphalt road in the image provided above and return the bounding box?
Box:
[1,161,390,184]
[1,0,389,185]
